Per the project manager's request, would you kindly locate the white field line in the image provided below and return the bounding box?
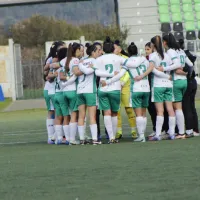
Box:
[0,141,45,145]
[0,124,154,136]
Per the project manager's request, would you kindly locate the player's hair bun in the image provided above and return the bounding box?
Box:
[85,43,91,48]
[114,40,120,46]
[130,42,135,46]
[105,36,111,43]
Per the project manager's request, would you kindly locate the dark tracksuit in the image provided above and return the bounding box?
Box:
[182,50,199,133]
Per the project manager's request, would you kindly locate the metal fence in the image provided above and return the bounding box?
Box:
[19,58,45,99]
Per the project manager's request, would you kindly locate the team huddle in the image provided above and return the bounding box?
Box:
[43,33,199,145]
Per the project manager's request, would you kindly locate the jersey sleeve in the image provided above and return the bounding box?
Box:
[120,56,127,65]
[124,56,146,69]
[46,57,52,64]
[149,54,156,66]
[79,62,94,75]
[70,58,79,70]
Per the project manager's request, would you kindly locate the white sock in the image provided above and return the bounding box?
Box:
[90,124,97,141]
[136,117,145,137]
[104,116,114,140]
[143,117,147,133]
[55,125,63,141]
[63,125,70,141]
[46,119,55,140]
[175,110,185,135]
[168,116,175,136]
[78,126,85,140]
[111,116,118,139]
[156,116,164,137]
[69,122,77,143]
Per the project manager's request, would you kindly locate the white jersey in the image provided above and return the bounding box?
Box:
[167,48,185,81]
[62,57,78,92]
[175,49,187,80]
[44,57,56,95]
[124,56,150,92]
[55,67,63,93]
[44,57,52,90]
[149,52,172,88]
[96,54,126,92]
[77,57,96,94]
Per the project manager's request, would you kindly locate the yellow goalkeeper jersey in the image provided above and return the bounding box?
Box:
[120,54,130,93]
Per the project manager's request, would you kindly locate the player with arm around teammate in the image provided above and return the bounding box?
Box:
[161,33,188,139]
[102,42,150,142]
[96,37,126,143]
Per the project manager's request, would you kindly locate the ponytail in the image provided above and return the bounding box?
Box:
[65,42,81,73]
[151,35,164,59]
[65,43,73,73]
[163,33,179,50]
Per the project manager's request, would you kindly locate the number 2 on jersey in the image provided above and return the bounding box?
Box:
[105,64,113,74]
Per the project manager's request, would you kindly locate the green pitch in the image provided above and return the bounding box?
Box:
[0,108,200,200]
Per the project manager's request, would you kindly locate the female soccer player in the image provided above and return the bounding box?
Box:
[59,43,82,145]
[104,42,148,142]
[129,36,175,141]
[48,47,68,145]
[96,37,127,143]
[113,40,137,140]
[146,42,169,140]
[161,33,188,138]
[148,36,176,140]
[43,41,64,144]
[76,43,102,145]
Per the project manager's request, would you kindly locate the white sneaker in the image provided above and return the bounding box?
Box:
[134,136,146,142]
[148,131,155,137]
[193,132,200,137]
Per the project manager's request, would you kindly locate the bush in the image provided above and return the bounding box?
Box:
[10,15,129,48]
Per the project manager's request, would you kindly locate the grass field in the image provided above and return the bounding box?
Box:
[0,106,200,200]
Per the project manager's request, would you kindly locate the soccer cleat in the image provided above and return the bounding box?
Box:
[108,139,117,144]
[148,131,156,138]
[65,140,70,145]
[116,130,122,139]
[168,135,176,140]
[80,140,85,145]
[193,132,200,137]
[160,132,169,140]
[185,133,194,138]
[175,134,186,139]
[132,131,137,139]
[92,140,102,145]
[69,142,77,145]
[55,139,62,145]
[134,136,146,142]
[48,139,55,144]
[149,135,161,141]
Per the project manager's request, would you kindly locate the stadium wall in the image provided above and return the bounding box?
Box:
[0,39,17,101]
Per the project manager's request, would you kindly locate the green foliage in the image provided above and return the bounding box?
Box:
[11,15,82,47]
[10,15,129,48]
[80,24,129,47]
